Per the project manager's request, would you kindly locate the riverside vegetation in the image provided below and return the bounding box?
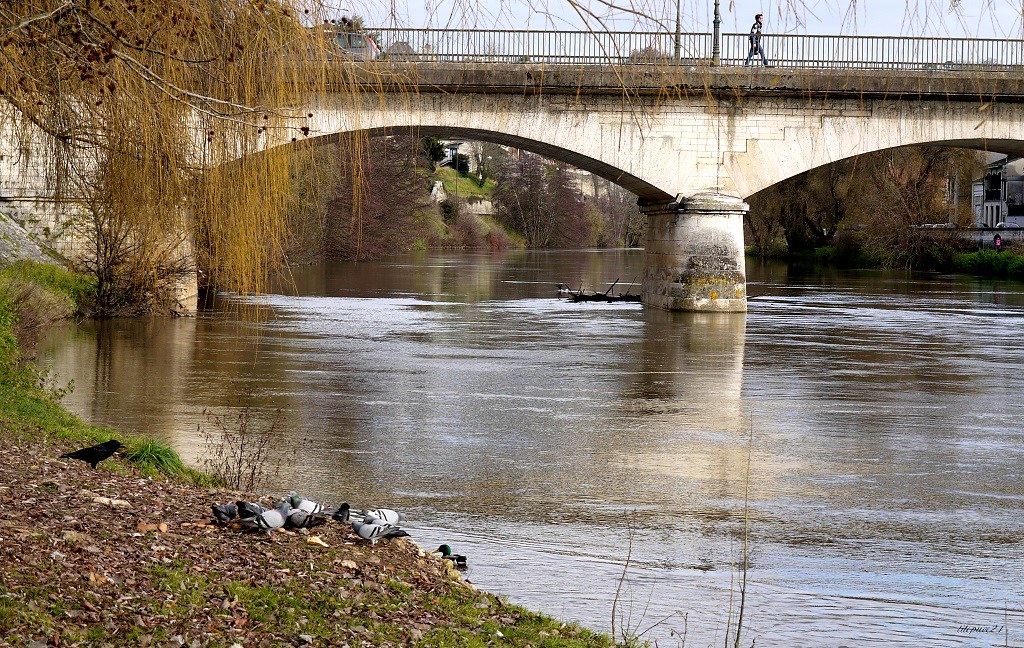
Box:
[0,261,624,646]
[285,135,646,263]
[744,146,1022,279]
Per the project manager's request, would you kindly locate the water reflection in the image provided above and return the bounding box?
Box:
[36,252,1024,647]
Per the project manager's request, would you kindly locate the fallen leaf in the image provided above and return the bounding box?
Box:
[340,560,358,570]
[136,522,159,533]
[306,536,329,548]
[61,530,88,544]
[92,496,131,509]
[158,523,168,533]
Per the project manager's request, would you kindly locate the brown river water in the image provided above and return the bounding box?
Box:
[37,250,1024,647]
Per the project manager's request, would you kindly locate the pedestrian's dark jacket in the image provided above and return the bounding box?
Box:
[749,20,762,45]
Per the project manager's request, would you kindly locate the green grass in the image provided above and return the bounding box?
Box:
[0,259,97,308]
[953,249,1024,279]
[142,562,619,647]
[433,166,497,198]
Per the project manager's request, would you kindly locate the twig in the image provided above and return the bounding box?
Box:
[611,515,635,642]
[0,2,72,37]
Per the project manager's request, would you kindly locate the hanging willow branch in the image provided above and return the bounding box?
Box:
[0,0,336,309]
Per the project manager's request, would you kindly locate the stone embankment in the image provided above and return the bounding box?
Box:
[0,211,58,266]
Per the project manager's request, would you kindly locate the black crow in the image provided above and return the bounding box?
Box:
[59,440,124,468]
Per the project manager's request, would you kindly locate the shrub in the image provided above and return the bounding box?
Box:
[124,438,187,475]
[953,250,1024,279]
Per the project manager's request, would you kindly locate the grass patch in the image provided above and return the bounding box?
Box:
[433,166,497,198]
[953,249,1024,280]
[0,259,97,307]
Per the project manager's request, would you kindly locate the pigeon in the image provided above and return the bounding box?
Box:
[241,501,290,535]
[235,500,267,521]
[433,544,468,569]
[285,508,329,530]
[330,503,351,522]
[211,502,237,524]
[59,440,124,469]
[288,492,325,515]
[351,518,409,544]
[360,508,407,526]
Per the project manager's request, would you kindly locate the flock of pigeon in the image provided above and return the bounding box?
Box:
[210,492,412,544]
[210,493,467,566]
[59,439,468,567]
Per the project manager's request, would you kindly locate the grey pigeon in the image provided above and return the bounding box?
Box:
[240,501,288,534]
[235,501,266,521]
[211,502,237,524]
[351,518,409,544]
[288,492,325,515]
[285,508,329,530]
[362,508,407,526]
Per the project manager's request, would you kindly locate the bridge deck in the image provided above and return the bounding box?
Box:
[335,62,1024,101]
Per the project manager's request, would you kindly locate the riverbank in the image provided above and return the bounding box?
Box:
[747,242,1024,282]
[0,262,621,647]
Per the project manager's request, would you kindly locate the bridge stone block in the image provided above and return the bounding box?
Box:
[641,193,747,313]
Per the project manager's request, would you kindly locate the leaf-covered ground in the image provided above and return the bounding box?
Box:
[0,437,619,647]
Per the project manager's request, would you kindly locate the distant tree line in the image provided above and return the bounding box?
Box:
[490,150,644,249]
[284,137,648,263]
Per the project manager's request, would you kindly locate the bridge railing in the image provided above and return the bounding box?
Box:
[364,28,1024,70]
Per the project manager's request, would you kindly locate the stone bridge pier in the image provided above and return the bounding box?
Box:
[640,194,748,312]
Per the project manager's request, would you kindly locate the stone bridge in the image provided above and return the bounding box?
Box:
[283,63,1024,311]
[5,61,1024,312]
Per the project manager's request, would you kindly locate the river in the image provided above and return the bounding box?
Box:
[37,250,1024,647]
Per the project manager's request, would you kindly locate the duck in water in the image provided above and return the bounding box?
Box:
[433,544,468,569]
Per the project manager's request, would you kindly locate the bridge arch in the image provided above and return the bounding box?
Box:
[741,138,1024,202]
[298,125,672,201]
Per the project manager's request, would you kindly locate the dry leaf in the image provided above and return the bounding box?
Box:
[340,560,358,570]
[157,523,168,533]
[92,496,131,509]
[136,522,159,533]
[306,536,329,548]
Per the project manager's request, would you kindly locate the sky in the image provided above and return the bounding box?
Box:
[329,0,1024,38]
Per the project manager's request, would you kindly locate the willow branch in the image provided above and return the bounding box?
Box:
[0,2,73,37]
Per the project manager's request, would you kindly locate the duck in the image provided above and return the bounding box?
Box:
[433,544,468,569]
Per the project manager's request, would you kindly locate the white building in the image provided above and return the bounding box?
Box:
[972,155,1024,227]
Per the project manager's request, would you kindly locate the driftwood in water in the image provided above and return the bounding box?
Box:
[556,279,641,303]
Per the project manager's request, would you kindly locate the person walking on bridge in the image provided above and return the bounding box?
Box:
[744,13,771,67]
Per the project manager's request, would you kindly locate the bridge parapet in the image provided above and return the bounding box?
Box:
[335,61,1024,101]
[362,28,1024,72]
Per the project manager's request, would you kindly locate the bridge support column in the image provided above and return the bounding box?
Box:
[641,192,747,312]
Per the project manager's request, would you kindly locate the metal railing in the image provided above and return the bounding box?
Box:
[363,28,1024,70]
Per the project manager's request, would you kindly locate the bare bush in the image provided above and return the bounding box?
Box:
[199,407,283,492]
